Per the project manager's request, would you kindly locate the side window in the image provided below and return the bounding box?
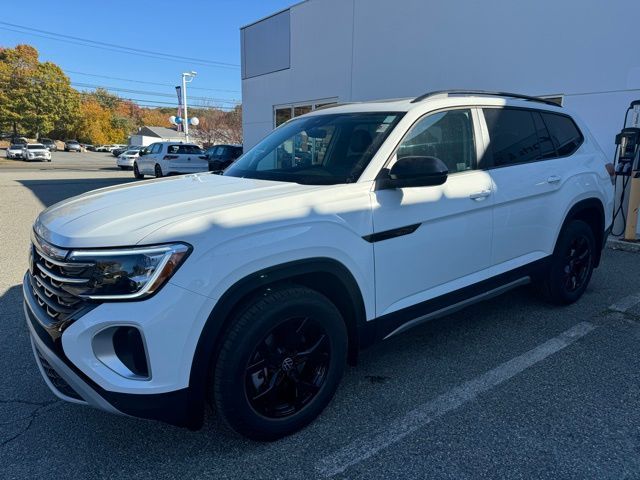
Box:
[151,143,162,154]
[540,113,583,157]
[483,108,539,167]
[397,109,476,174]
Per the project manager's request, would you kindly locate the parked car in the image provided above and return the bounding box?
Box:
[82,144,95,151]
[5,143,24,159]
[111,145,130,157]
[40,138,57,151]
[10,137,27,146]
[134,142,207,178]
[204,144,243,171]
[22,143,51,162]
[23,91,614,441]
[94,145,109,152]
[116,149,140,169]
[64,140,82,152]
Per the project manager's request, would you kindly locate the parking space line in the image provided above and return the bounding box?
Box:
[609,293,640,313]
[316,322,596,478]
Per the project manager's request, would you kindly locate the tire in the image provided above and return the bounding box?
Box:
[154,164,163,178]
[133,163,144,179]
[538,219,596,305]
[212,285,347,441]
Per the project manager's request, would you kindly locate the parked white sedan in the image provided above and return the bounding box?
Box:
[22,143,52,162]
[6,144,24,159]
[134,142,208,178]
[116,149,140,169]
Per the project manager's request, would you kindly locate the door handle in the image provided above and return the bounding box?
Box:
[547,175,561,184]
[469,189,491,200]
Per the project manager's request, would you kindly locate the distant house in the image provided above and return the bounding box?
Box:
[129,126,186,146]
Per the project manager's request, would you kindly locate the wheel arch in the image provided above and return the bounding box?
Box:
[184,257,369,429]
[557,197,606,267]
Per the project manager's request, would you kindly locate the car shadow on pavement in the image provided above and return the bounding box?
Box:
[17,178,136,208]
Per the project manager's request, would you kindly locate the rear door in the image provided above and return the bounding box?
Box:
[480,107,583,270]
[138,143,161,173]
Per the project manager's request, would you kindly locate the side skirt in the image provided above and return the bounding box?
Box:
[368,257,550,342]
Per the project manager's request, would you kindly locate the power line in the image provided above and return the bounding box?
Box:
[71,82,240,104]
[76,91,236,110]
[0,23,240,69]
[64,69,240,93]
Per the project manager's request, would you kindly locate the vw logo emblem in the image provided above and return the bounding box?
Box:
[281,357,294,372]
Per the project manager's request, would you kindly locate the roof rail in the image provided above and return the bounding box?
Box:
[410,90,561,107]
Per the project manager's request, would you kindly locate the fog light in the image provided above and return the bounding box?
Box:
[93,326,150,379]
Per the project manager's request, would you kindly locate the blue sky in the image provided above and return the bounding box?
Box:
[0,0,295,110]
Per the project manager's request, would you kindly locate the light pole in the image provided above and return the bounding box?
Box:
[181,71,197,141]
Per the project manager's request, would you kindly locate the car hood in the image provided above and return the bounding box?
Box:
[35,174,325,248]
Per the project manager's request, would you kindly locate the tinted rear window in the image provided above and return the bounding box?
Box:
[167,144,203,154]
[540,113,583,156]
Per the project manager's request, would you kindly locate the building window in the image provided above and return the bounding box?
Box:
[274,99,339,127]
[275,107,292,127]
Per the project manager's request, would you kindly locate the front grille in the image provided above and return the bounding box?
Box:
[34,347,83,401]
[28,232,94,336]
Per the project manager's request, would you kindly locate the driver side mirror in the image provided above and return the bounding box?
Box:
[378,156,449,189]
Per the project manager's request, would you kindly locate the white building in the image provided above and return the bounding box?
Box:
[241,0,640,160]
[129,126,186,147]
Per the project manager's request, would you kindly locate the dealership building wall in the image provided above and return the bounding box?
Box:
[241,0,640,161]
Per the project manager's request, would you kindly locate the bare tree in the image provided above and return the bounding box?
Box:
[192,104,242,146]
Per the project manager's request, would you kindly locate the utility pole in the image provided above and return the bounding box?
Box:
[181,71,197,142]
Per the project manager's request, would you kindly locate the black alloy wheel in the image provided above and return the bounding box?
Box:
[539,219,595,304]
[562,234,592,293]
[133,163,143,179]
[212,285,347,441]
[154,164,163,178]
[245,316,330,419]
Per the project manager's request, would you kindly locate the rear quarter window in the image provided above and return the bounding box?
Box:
[540,112,584,157]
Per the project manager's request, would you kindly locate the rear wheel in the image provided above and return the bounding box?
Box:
[133,163,144,179]
[212,285,347,441]
[538,219,595,305]
[154,164,163,178]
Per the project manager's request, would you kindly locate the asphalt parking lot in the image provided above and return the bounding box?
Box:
[2,151,640,479]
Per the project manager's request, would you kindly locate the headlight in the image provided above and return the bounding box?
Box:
[66,243,191,300]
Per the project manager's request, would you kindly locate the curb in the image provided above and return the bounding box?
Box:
[607,236,640,253]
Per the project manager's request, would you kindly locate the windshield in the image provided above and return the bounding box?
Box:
[28,144,44,149]
[224,112,404,185]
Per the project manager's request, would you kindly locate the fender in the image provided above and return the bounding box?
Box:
[184,257,369,429]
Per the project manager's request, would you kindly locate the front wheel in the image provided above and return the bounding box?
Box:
[538,219,596,305]
[212,285,347,441]
[133,163,144,179]
[154,164,163,178]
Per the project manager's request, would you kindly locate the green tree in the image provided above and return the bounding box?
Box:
[0,45,79,139]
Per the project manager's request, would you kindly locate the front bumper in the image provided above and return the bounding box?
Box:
[23,274,210,428]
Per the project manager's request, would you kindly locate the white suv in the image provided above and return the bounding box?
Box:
[23,91,614,440]
[22,143,52,162]
[134,142,208,178]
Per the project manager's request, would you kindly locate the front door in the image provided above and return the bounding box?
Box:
[371,108,494,318]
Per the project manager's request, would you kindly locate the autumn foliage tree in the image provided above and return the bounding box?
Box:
[1,44,241,145]
[0,44,79,139]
